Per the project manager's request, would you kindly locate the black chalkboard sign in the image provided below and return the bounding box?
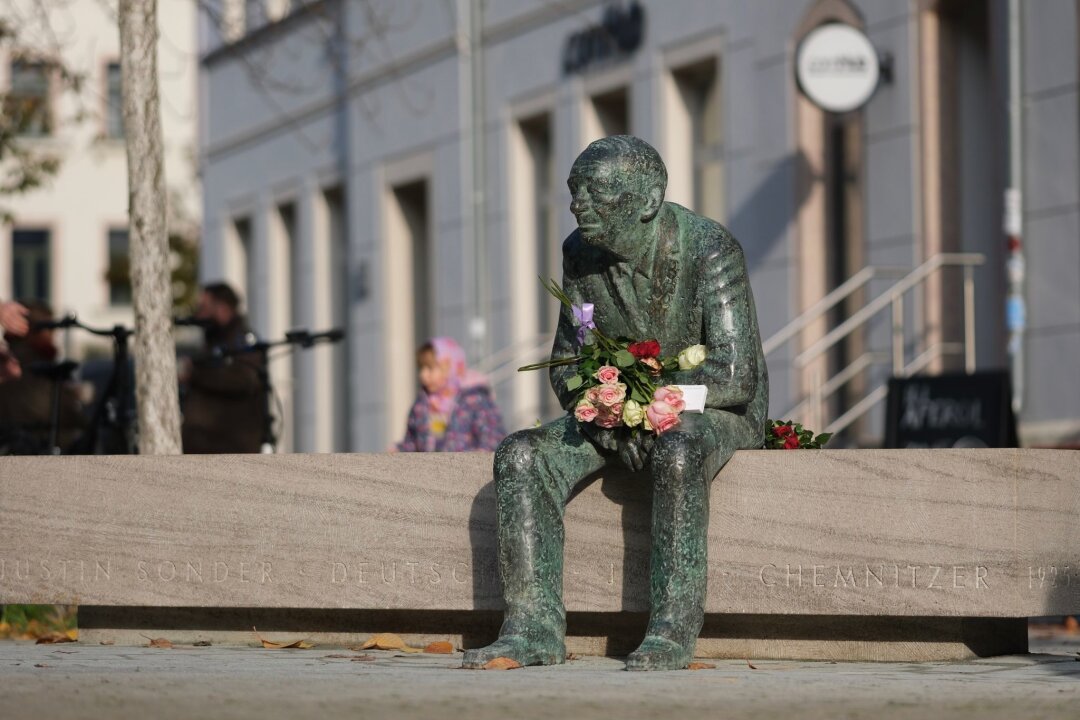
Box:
[884,371,1018,449]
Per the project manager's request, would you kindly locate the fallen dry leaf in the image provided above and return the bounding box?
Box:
[253,627,314,650]
[483,657,522,670]
[688,662,716,670]
[148,638,173,649]
[566,653,579,661]
[350,655,376,662]
[746,659,758,670]
[193,640,212,647]
[1065,616,1079,634]
[99,640,115,646]
[424,641,454,654]
[36,632,76,645]
[33,663,49,668]
[359,633,421,653]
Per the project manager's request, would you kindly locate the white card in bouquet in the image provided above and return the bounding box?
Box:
[673,385,707,413]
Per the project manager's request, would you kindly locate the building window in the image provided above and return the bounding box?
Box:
[518,112,561,421]
[668,57,722,219]
[107,228,132,306]
[106,62,124,139]
[11,229,51,302]
[5,60,52,137]
[244,0,267,32]
[587,86,630,141]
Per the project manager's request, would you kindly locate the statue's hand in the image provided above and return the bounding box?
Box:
[617,432,654,472]
[579,422,619,452]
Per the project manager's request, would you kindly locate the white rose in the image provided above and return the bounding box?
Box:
[677,344,707,370]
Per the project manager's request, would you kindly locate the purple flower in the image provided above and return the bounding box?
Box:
[572,303,595,346]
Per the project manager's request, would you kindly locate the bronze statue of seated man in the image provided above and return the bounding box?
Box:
[463,135,769,671]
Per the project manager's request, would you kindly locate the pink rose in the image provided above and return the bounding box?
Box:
[585,386,601,404]
[653,386,686,413]
[594,383,627,407]
[595,405,623,428]
[594,365,620,384]
[574,400,599,422]
[645,400,681,435]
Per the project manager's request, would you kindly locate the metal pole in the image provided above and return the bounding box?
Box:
[963,264,976,374]
[468,0,489,362]
[1005,0,1025,411]
[892,294,904,375]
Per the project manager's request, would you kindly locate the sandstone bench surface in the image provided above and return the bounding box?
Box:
[1,449,1076,660]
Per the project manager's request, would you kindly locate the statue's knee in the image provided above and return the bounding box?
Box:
[651,433,705,486]
[494,430,541,488]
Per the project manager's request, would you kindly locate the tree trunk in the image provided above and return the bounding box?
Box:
[119,0,182,455]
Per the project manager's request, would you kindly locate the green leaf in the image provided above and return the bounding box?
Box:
[614,349,635,367]
[631,387,649,404]
[815,433,833,447]
[566,375,583,391]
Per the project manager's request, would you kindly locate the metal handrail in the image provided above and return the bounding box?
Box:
[476,332,553,374]
[768,252,985,439]
[793,253,984,369]
[762,265,907,356]
[484,334,555,387]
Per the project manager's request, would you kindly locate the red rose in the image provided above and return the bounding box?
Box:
[772,424,795,438]
[628,340,661,359]
[783,435,801,450]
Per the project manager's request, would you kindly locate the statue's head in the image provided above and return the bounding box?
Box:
[567,135,667,260]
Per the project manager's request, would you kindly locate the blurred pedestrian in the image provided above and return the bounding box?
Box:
[394,337,505,452]
[180,282,267,453]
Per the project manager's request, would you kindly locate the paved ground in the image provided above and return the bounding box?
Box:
[2,634,1077,720]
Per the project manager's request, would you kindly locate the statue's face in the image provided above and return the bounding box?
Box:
[567,155,647,260]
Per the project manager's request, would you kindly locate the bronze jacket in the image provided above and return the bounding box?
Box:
[550,202,769,437]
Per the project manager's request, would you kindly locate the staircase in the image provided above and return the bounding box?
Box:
[764,253,985,440]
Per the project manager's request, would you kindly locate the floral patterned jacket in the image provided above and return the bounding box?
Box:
[395,386,506,452]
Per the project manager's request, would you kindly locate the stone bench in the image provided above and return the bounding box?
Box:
[1,449,1076,661]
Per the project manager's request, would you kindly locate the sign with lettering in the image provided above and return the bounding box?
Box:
[796,23,881,113]
[562,1,644,75]
[884,371,1018,449]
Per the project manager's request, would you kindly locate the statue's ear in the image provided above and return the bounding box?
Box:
[639,185,664,223]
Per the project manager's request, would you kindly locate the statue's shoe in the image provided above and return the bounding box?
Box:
[625,634,693,671]
[461,634,566,669]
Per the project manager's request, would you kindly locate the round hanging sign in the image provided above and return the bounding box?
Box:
[796,23,881,113]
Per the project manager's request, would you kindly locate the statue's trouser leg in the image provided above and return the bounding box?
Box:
[628,411,758,671]
[462,417,605,667]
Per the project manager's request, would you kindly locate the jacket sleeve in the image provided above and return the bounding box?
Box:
[395,398,425,452]
[672,241,757,409]
[469,392,506,451]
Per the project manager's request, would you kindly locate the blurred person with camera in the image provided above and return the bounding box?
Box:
[0,300,29,382]
[0,301,85,453]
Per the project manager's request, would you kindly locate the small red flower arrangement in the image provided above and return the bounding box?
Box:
[764,420,832,449]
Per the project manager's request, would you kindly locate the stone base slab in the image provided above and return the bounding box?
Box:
[2,450,1077,618]
[77,607,1027,662]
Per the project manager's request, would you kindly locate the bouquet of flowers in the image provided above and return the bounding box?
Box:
[518,279,707,436]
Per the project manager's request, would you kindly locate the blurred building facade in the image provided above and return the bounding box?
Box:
[198,0,1080,452]
[0,0,200,354]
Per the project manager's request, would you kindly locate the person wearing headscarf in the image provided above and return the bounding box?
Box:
[394,336,505,452]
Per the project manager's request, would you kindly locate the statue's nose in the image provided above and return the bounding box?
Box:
[570,195,588,214]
